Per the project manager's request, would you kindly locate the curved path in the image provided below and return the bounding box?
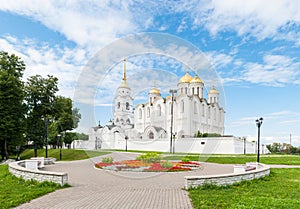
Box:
[16,152,234,209]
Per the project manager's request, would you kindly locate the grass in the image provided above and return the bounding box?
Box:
[0,165,67,209]
[20,149,111,161]
[163,154,300,165]
[189,168,300,209]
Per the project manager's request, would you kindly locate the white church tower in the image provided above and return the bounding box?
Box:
[208,85,219,104]
[113,58,134,128]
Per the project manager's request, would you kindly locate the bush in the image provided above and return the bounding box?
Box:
[102,157,113,164]
[182,156,191,162]
[161,160,173,168]
[202,133,208,137]
[136,152,161,163]
[195,130,202,138]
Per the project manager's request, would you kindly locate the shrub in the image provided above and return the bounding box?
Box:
[182,156,191,162]
[202,133,208,137]
[102,157,113,164]
[136,152,161,163]
[161,160,173,168]
[195,130,202,138]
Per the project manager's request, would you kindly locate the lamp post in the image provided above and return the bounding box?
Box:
[243,137,246,155]
[57,134,62,160]
[169,89,177,154]
[95,137,98,150]
[172,132,176,154]
[255,117,263,163]
[125,136,128,151]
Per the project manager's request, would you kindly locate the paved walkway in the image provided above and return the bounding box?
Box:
[16,152,234,209]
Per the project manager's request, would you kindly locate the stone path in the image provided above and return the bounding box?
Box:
[16,152,234,209]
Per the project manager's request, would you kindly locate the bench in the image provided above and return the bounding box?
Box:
[31,157,45,168]
[25,160,39,170]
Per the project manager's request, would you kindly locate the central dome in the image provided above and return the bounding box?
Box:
[149,87,160,94]
[190,75,203,83]
[178,72,193,83]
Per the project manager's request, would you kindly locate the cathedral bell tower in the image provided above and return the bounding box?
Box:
[113,58,134,128]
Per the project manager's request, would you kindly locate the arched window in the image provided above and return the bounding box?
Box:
[197,87,200,95]
[181,100,184,113]
[117,102,120,109]
[149,132,154,139]
[192,87,194,95]
[181,88,183,94]
[147,107,150,118]
[194,102,197,114]
[126,102,129,110]
[139,109,142,119]
[116,118,119,123]
[126,119,130,124]
[185,87,187,94]
[157,104,161,116]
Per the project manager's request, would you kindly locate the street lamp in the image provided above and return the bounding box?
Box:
[255,117,263,163]
[95,137,98,150]
[57,134,62,160]
[125,136,128,152]
[172,132,176,154]
[169,89,177,154]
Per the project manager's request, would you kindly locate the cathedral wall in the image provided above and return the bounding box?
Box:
[94,137,267,154]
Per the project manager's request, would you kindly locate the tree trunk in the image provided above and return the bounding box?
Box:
[34,141,37,157]
[4,139,8,160]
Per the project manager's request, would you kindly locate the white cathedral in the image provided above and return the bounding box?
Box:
[86,59,224,145]
[76,59,268,154]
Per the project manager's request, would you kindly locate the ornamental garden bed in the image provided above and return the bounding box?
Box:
[95,153,201,172]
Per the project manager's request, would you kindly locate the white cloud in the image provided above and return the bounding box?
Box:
[0,35,87,98]
[0,0,138,50]
[241,54,300,86]
[177,0,300,43]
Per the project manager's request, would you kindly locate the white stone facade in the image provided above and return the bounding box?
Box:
[84,62,236,153]
[134,70,225,139]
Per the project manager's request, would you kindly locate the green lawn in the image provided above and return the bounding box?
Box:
[0,165,66,209]
[189,168,300,209]
[163,154,300,165]
[20,149,111,161]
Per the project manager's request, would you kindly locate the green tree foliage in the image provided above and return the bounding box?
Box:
[77,133,88,140]
[25,75,58,156]
[64,132,78,148]
[267,142,300,154]
[0,52,26,160]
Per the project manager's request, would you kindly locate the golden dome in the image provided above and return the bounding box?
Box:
[149,87,160,95]
[166,95,171,100]
[190,75,203,83]
[209,86,219,94]
[178,72,193,83]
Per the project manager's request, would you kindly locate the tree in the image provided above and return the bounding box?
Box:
[0,52,26,160]
[25,75,58,156]
[77,133,88,140]
[64,132,78,148]
[52,96,81,147]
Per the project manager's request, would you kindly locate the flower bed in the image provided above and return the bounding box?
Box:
[95,160,201,172]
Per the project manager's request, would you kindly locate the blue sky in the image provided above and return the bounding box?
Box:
[1,0,300,146]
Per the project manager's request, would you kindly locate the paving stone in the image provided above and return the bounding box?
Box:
[15,152,234,209]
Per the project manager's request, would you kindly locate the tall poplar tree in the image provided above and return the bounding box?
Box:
[0,52,26,160]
